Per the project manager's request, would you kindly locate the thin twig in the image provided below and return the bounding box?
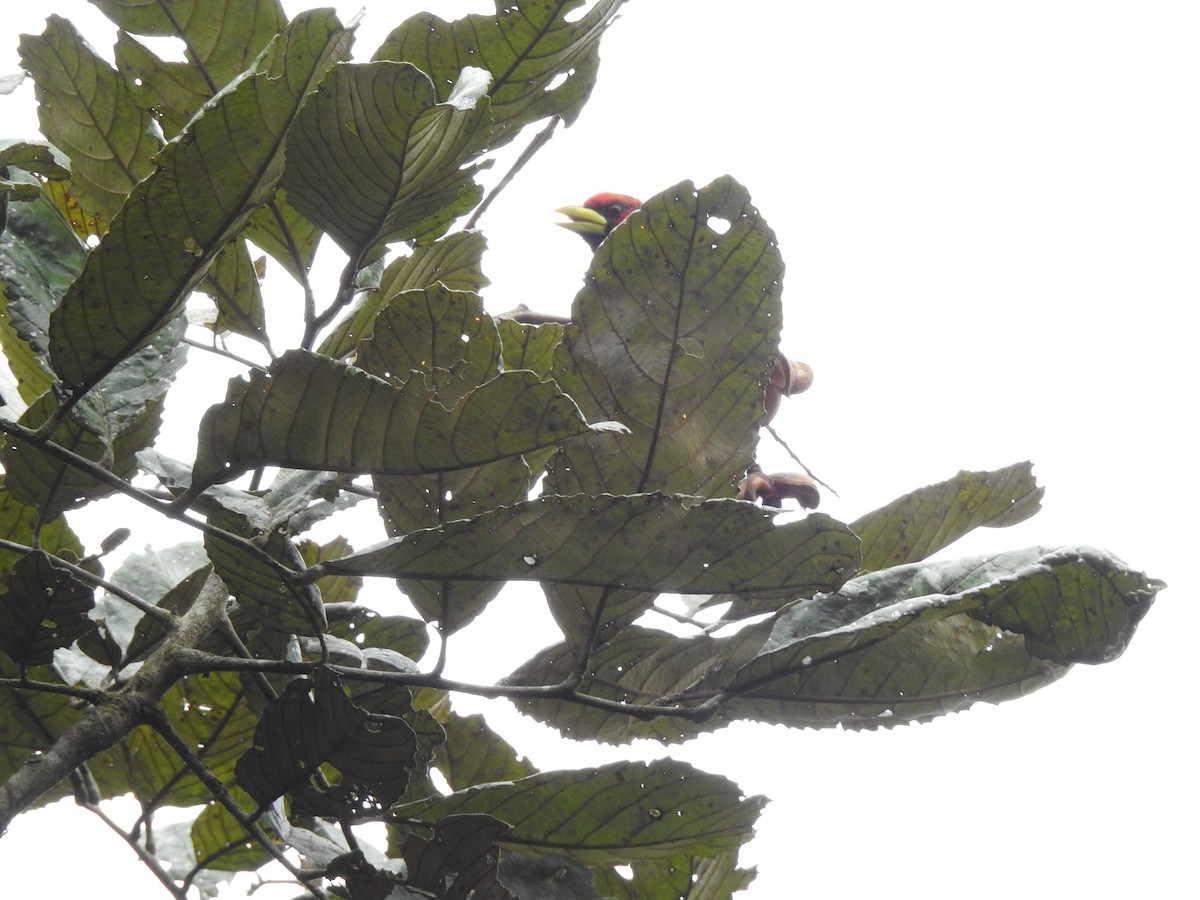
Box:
[764,423,839,496]
[465,115,561,231]
[144,706,329,900]
[82,799,190,900]
[182,335,267,372]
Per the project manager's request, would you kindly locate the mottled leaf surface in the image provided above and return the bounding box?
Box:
[543,177,784,651]
[375,0,625,145]
[391,759,764,864]
[851,462,1044,572]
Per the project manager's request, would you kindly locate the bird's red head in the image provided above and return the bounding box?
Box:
[556,192,642,250]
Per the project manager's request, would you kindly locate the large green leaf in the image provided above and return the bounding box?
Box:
[508,545,1162,740]
[550,177,783,497]
[314,494,859,599]
[46,10,350,394]
[711,544,1161,730]
[543,176,785,651]
[94,0,286,77]
[850,462,1044,572]
[18,15,160,220]
[104,669,258,807]
[99,0,287,138]
[375,0,625,146]
[282,60,492,258]
[390,759,764,864]
[191,349,596,489]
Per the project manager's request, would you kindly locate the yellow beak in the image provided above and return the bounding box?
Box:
[555,204,609,238]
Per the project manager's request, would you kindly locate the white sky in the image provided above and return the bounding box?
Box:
[1,2,1197,898]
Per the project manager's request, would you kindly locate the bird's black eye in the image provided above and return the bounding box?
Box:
[607,203,625,218]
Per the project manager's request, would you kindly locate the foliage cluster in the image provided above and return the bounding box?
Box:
[0,2,1161,898]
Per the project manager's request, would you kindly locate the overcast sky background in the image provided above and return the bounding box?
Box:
[1,2,1197,898]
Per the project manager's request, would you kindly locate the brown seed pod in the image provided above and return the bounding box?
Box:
[762,353,814,422]
[737,465,820,509]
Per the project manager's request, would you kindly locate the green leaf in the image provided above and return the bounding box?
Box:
[0,655,85,806]
[19,15,160,220]
[508,625,740,745]
[205,518,325,636]
[242,191,322,283]
[358,286,501,405]
[359,286,540,632]
[390,759,764,864]
[850,462,1044,571]
[191,787,271,873]
[498,319,563,379]
[47,9,351,394]
[318,494,860,600]
[191,349,595,489]
[3,390,164,519]
[434,712,538,790]
[2,316,184,518]
[93,0,288,92]
[0,550,96,666]
[499,852,600,899]
[317,231,489,359]
[235,669,418,818]
[550,176,782,497]
[401,814,511,898]
[591,851,755,900]
[282,60,491,258]
[702,545,1162,730]
[0,480,84,585]
[108,669,258,807]
[375,0,626,146]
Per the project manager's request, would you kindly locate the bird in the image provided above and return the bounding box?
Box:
[555,192,641,250]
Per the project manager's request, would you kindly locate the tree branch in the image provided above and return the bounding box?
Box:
[0,571,230,833]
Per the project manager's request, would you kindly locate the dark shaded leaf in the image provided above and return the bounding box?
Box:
[544,176,784,651]
[0,550,96,666]
[205,518,325,636]
[499,852,597,900]
[402,814,511,900]
[235,669,418,818]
